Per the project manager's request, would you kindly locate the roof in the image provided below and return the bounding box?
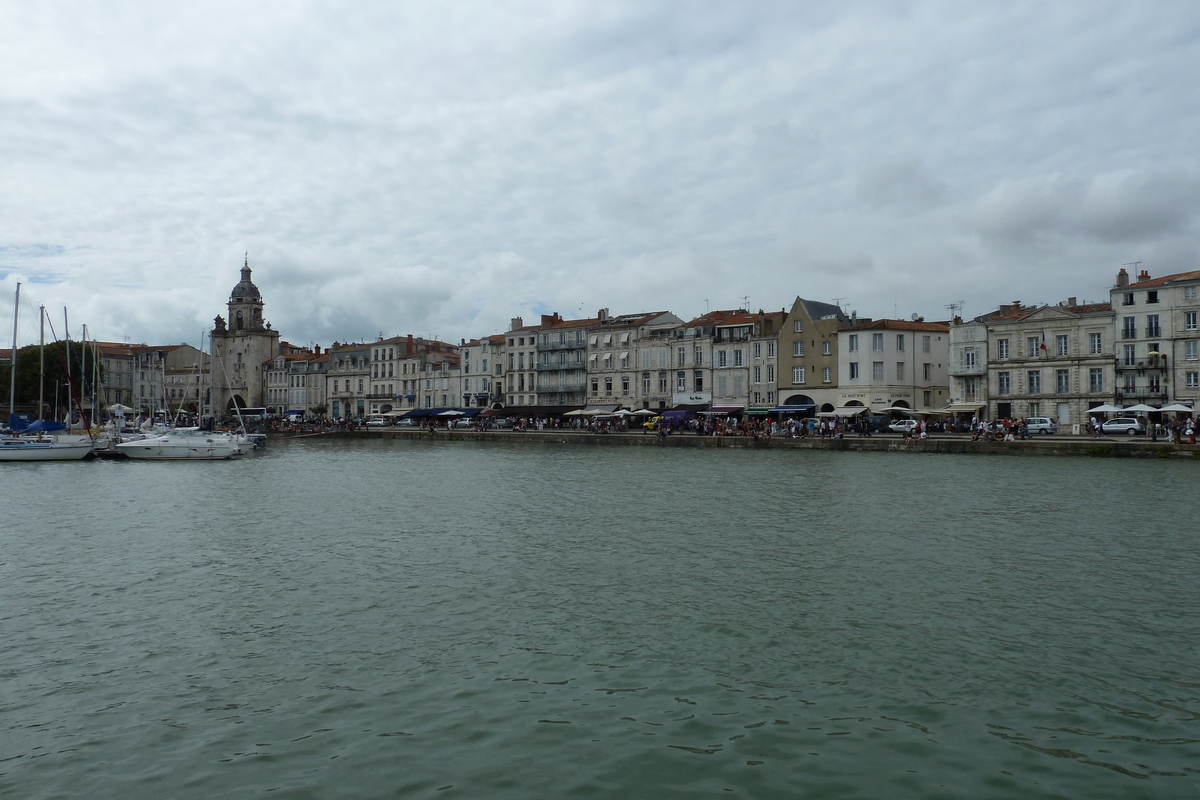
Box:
[798,298,850,324]
[1125,269,1200,289]
[842,319,950,333]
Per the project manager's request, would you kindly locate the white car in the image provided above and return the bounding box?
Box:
[888,419,919,434]
[1100,417,1145,435]
[365,417,387,427]
[1025,417,1058,435]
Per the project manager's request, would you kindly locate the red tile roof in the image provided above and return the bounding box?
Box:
[843,318,950,332]
[1125,269,1200,289]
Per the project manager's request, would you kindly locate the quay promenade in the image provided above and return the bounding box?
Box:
[312,428,1200,459]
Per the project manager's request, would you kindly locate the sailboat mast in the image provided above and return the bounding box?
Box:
[8,282,19,426]
[38,306,44,420]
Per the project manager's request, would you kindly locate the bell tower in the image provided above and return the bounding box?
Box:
[211,255,281,414]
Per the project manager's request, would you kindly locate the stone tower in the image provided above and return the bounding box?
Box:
[210,255,280,413]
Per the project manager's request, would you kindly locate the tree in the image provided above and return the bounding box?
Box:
[311,403,329,418]
[0,342,104,414]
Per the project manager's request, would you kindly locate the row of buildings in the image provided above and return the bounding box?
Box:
[79,261,1200,424]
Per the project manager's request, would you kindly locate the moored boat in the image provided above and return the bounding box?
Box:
[114,427,241,460]
[0,434,94,461]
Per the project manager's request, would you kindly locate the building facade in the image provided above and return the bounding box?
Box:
[777,297,850,412]
[1111,267,1200,409]
[838,319,951,411]
[211,258,280,412]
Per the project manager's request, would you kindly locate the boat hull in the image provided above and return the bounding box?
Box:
[0,441,94,461]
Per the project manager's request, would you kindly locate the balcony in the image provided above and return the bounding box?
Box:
[538,339,586,352]
[536,362,585,372]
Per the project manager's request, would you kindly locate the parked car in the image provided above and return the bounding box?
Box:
[1101,417,1145,435]
[452,418,476,428]
[642,415,665,431]
[396,418,418,427]
[866,414,890,433]
[365,417,388,427]
[888,419,920,434]
[1025,416,1058,435]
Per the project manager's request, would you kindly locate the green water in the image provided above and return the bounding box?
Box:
[2,438,1198,798]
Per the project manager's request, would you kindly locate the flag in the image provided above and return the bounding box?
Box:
[1039,331,1047,352]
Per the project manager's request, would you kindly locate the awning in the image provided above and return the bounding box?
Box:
[831,405,869,416]
[699,406,744,415]
[619,351,629,361]
[579,405,620,415]
[744,406,773,416]
[942,402,985,413]
[768,404,816,413]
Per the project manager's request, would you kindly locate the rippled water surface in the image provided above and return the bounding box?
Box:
[3,438,1200,799]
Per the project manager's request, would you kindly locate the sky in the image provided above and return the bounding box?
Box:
[3,1,1199,350]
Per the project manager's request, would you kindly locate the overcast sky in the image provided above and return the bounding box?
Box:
[3,1,1199,349]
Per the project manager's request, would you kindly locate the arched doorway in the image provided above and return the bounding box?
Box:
[784,394,815,406]
[380,404,393,413]
[820,403,835,413]
[226,395,247,411]
[891,400,910,408]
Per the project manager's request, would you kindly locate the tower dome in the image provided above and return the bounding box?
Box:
[231,254,261,301]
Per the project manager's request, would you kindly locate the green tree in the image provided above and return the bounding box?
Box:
[1,342,104,414]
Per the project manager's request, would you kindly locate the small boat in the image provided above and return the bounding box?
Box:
[115,427,241,460]
[0,433,94,461]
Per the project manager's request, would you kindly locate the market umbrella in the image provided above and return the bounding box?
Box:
[438,410,464,416]
[630,409,656,416]
[107,403,136,414]
[1123,404,1159,413]
[1086,404,1122,413]
[1160,403,1194,412]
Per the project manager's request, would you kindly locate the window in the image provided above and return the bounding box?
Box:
[591,378,598,395]
[923,363,931,380]
[871,333,884,351]
[894,361,904,380]
[1056,369,1070,394]
[998,372,1011,395]
[922,335,931,353]
[676,372,686,391]
[604,377,613,395]
[962,348,977,368]
[1122,317,1136,339]
[1122,292,1135,306]
[1186,286,1198,301]
[766,365,775,383]
[766,342,775,357]
[733,349,744,367]
[621,376,630,394]
[1056,334,1069,356]
[822,341,831,356]
[1146,314,1161,338]
[677,347,686,366]
[1147,291,1159,304]
[753,343,762,358]
[1124,344,1137,366]
[693,371,703,391]
[1027,370,1041,394]
[793,341,804,357]
[1187,341,1199,361]
[1089,369,1104,393]
[848,334,858,352]
[896,334,905,352]
[1186,311,1198,331]
[641,372,650,393]
[998,339,1010,360]
[753,366,762,383]
[658,372,668,392]
[1089,332,1103,354]
[1027,337,1040,357]
[793,367,806,383]
[718,350,728,367]
[822,368,831,383]
[872,362,884,380]
[849,362,859,379]
[794,320,803,332]
[1188,371,1199,389]
[694,345,703,365]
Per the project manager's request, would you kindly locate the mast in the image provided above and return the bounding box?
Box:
[38,306,44,420]
[8,282,19,426]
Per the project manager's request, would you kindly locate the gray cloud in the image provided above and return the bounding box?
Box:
[2,1,1200,347]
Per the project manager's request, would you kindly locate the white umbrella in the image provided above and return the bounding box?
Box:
[630,409,656,416]
[611,409,632,416]
[563,409,586,416]
[438,410,464,416]
[1123,404,1159,413]
[1160,403,1194,412]
[107,403,135,414]
[1087,404,1123,413]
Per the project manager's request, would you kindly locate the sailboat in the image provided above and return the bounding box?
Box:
[2,284,93,461]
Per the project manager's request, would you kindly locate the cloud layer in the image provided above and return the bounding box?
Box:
[3,1,1199,347]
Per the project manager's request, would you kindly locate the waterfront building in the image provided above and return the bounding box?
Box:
[585,310,682,410]
[533,312,596,411]
[660,309,782,414]
[1111,266,1200,409]
[211,258,281,412]
[950,297,1115,424]
[776,297,851,413]
[367,334,459,415]
[504,317,542,408]
[838,318,951,412]
[458,334,504,409]
[324,342,370,420]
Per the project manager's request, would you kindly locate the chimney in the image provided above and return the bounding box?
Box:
[510,317,523,331]
[1067,297,1077,307]
[850,310,857,325]
[1138,269,1151,282]
[1116,268,1129,287]
[407,333,414,355]
[598,308,609,322]
[314,344,321,355]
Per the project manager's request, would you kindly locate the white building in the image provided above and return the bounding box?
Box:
[838,319,951,412]
[1111,266,1200,409]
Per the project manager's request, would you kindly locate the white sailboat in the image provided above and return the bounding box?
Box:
[115,427,241,460]
[2,284,93,462]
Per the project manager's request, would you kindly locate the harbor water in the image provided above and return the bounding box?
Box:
[2,438,1199,799]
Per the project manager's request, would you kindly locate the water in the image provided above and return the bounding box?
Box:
[2,438,1199,798]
